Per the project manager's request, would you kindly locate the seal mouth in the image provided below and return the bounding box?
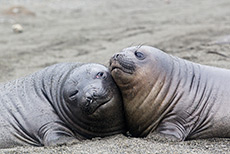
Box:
[96,98,112,112]
[110,60,134,74]
[84,91,112,115]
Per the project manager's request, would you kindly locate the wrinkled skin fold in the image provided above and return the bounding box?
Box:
[0,62,125,148]
[109,45,230,141]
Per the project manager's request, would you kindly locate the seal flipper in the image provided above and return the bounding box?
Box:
[150,131,181,142]
[156,121,187,141]
[38,121,78,146]
[43,134,76,146]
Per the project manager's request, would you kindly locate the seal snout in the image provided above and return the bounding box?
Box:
[110,53,136,75]
[110,53,125,64]
[84,88,111,115]
[85,95,94,106]
[110,53,126,72]
[112,53,122,60]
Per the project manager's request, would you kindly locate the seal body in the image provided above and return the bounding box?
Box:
[109,45,230,141]
[0,63,125,148]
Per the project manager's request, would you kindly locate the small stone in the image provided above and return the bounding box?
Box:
[12,24,23,33]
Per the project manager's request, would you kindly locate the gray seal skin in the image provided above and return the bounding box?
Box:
[0,62,125,148]
[109,45,230,141]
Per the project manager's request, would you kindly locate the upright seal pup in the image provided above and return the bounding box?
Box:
[0,63,125,148]
[109,45,230,141]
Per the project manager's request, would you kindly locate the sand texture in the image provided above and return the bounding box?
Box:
[0,0,230,153]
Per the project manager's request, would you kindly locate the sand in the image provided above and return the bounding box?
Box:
[0,0,230,153]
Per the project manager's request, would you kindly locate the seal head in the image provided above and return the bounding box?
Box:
[58,63,126,139]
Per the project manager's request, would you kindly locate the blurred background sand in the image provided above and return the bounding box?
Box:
[0,0,230,153]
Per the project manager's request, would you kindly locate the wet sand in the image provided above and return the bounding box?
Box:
[0,0,230,153]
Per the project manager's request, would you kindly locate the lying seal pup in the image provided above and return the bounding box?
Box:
[0,63,125,148]
[109,45,230,141]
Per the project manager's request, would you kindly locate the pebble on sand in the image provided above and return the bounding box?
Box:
[12,24,23,33]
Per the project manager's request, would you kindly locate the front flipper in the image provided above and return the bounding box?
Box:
[38,121,79,146]
[156,121,187,141]
[149,131,182,142]
[155,112,200,141]
[43,134,77,146]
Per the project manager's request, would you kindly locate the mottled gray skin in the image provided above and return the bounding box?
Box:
[109,45,230,141]
[0,63,125,148]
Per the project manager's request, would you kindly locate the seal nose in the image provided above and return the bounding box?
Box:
[112,53,121,60]
[85,90,97,105]
[86,96,94,105]
[110,53,122,65]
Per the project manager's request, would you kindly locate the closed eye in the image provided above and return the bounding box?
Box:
[69,90,79,99]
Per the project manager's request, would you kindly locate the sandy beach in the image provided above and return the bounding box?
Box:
[0,0,230,153]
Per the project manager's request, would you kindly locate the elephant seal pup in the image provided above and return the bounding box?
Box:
[109,45,230,141]
[0,63,125,148]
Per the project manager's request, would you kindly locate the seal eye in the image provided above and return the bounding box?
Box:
[96,72,107,79]
[134,51,145,60]
[69,90,79,100]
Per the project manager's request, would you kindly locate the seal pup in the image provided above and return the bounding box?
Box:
[109,45,230,141]
[0,62,125,148]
